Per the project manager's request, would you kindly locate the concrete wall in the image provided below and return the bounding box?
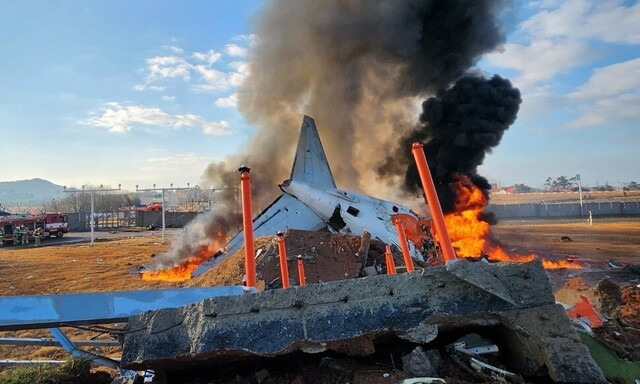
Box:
[487,201,640,219]
[135,211,199,228]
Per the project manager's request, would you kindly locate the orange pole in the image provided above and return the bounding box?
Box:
[297,255,306,286]
[385,245,396,275]
[393,219,415,272]
[276,232,290,288]
[411,143,457,263]
[239,165,256,288]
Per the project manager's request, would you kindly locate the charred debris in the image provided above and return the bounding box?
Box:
[122,228,640,384]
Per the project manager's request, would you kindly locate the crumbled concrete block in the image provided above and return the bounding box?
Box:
[401,346,440,376]
[122,259,605,383]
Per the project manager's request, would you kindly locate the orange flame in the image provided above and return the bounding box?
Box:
[141,232,229,282]
[440,174,581,270]
[541,259,582,270]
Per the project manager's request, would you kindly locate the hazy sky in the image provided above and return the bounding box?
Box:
[0,0,638,191]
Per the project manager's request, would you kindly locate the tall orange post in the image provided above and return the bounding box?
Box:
[239,165,256,288]
[385,245,397,275]
[297,255,306,286]
[276,232,290,288]
[411,143,457,263]
[393,219,415,272]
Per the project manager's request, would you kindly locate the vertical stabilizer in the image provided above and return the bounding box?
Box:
[289,116,336,188]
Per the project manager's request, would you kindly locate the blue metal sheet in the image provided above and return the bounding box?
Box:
[0,337,119,347]
[0,286,253,331]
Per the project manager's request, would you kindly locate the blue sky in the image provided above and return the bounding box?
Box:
[0,0,638,191]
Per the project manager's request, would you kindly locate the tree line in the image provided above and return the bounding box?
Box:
[42,191,141,213]
[506,178,639,193]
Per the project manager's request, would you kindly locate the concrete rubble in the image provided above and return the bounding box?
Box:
[122,259,605,383]
[401,346,440,377]
[556,275,640,366]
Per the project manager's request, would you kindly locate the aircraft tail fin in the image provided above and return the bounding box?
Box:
[289,116,336,188]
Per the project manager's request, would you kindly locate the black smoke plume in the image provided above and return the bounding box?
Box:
[379,75,522,213]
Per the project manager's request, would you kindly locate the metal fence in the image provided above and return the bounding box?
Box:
[487,199,640,219]
[66,210,137,231]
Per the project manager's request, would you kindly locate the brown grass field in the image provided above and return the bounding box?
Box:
[0,237,180,296]
[492,219,640,262]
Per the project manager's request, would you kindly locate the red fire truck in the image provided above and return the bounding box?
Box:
[0,212,68,244]
[142,202,163,211]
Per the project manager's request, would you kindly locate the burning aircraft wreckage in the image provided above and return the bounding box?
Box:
[3,0,637,380]
[141,116,580,283]
[122,116,610,383]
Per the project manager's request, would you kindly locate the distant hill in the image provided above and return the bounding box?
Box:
[0,178,65,206]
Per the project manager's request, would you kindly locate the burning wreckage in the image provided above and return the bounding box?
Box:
[124,116,612,383]
[0,0,637,380]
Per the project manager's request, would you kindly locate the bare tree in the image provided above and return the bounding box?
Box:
[42,192,140,213]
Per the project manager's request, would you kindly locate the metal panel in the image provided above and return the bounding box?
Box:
[193,194,326,277]
[49,328,120,369]
[0,286,253,331]
[0,337,119,347]
[0,360,67,367]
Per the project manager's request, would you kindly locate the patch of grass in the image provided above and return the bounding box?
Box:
[0,358,111,384]
[579,333,640,384]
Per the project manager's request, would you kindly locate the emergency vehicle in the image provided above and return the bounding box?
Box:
[143,202,163,211]
[0,212,68,244]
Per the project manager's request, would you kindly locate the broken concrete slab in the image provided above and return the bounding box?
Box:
[121,259,605,383]
[500,303,606,382]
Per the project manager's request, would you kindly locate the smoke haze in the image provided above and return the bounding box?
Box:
[207,0,510,204]
[156,0,518,268]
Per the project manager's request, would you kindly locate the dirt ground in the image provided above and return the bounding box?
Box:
[491,220,640,262]
[1,220,639,382]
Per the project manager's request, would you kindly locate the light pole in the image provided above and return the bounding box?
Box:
[576,174,584,216]
[63,184,121,246]
[136,183,193,243]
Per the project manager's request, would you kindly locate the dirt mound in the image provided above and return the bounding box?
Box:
[259,229,387,287]
[190,229,390,289]
[188,237,274,287]
[590,284,640,361]
[592,278,622,318]
[620,285,640,326]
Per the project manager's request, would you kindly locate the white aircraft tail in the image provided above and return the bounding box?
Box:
[289,116,336,189]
